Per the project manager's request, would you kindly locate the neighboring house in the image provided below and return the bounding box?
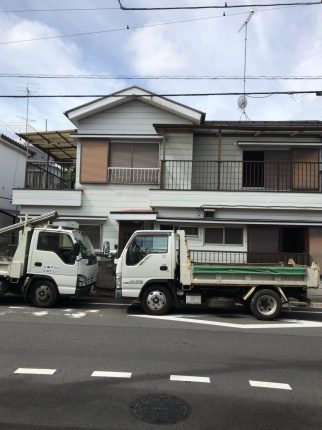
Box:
[0,134,27,252]
[12,87,322,273]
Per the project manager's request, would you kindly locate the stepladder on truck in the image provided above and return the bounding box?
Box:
[113,230,320,320]
[0,211,98,307]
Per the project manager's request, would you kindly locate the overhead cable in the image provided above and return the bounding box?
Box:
[0,90,321,98]
[117,0,322,10]
[1,73,322,80]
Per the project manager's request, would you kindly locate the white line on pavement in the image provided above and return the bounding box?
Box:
[249,380,292,390]
[170,375,210,383]
[14,368,56,375]
[91,371,132,378]
[132,314,322,329]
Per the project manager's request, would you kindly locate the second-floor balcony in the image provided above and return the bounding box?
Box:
[161,160,322,193]
[25,160,322,193]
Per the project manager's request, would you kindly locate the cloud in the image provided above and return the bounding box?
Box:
[0,13,125,132]
[127,25,188,75]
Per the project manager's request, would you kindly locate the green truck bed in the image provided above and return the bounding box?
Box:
[192,265,307,277]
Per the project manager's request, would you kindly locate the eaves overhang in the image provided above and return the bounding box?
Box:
[154,121,322,137]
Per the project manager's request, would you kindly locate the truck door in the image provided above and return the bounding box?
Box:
[28,231,78,294]
[121,232,173,297]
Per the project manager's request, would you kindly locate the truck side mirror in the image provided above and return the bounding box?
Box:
[72,242,81,258]
[103,241,110,257]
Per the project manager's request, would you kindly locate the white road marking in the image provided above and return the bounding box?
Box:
[132,314,322,329]
[65,312,87,319]
[170,375,210,383]
[9,306,26,309]
[91,371,132,378]
[32,311,49,316]
[249,380,292,390]
[14,368,56,375]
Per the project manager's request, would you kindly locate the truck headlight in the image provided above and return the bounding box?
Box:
[116,273,122,289]
[77,275,88,286]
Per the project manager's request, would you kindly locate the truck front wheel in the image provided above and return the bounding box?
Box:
[142,285,172,316]
[30,280,58,308]
[250,289,282,320]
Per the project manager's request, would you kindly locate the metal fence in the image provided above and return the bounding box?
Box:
[161,160,321,192]
[25,162,76,190]
[189,250,310,266]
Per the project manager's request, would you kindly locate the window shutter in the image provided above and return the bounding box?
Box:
[132,143,159,168]
[292,149,319,190]
[109,142,132,167]
[80,140,108,183]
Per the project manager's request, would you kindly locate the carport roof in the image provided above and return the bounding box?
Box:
[17,129,77,162]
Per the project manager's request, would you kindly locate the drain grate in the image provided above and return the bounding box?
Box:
[131,393,190,425]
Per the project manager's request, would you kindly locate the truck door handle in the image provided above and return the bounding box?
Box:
[160,265,168,271]
[35,262,42,267]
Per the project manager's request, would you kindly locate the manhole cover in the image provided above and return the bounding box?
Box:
[131,394,190,425]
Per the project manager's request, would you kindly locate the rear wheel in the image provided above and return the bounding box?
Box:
[250,289,282,320]
[30,280,58,308]
[141,285,173,316]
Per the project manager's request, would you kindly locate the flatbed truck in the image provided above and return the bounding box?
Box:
[114,230,320,320]
[0,211,98,307]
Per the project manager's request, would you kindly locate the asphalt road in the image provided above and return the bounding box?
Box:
[0,296,322,430]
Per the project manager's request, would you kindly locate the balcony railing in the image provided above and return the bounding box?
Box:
[161,160,322,192]
[107,167,160,184]
[190,250,310,266]
[25,161,75,190]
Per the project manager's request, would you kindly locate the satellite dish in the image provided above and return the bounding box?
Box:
[238,95,248,110]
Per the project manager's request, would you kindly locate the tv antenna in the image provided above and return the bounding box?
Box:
[238,10,254,120]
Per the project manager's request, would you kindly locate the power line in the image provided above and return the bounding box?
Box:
[0,10,250,45]
[0,90,321,98]
[1,73,322,80]
[0,3,315,45]
[117,0,322,10]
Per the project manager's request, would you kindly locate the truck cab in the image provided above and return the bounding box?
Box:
[115,230,177,313]
[0,212,98,307]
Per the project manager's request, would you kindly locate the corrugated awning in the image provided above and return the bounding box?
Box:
[17,129,77,162]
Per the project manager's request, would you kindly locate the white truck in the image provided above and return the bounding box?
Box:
[114,230,320,320]
[0,211,98,307]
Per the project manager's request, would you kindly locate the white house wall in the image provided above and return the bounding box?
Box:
[17,184,153,251]
[149,190,322,211]
[0,143,26,210]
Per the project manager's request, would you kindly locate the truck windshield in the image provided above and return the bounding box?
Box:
[73,231,97,264]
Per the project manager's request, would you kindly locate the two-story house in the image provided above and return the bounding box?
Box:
[12,87,322,279]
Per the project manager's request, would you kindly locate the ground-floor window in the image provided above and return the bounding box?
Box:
[205,227,244,245]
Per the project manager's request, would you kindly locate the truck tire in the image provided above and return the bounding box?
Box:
[250,289,282,321]
[30,280,58,308]
[141,285,172,316]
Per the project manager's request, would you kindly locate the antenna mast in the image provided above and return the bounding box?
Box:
[238,10,254,120]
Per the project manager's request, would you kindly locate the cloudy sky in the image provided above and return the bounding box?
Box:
[0,0,321,137]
